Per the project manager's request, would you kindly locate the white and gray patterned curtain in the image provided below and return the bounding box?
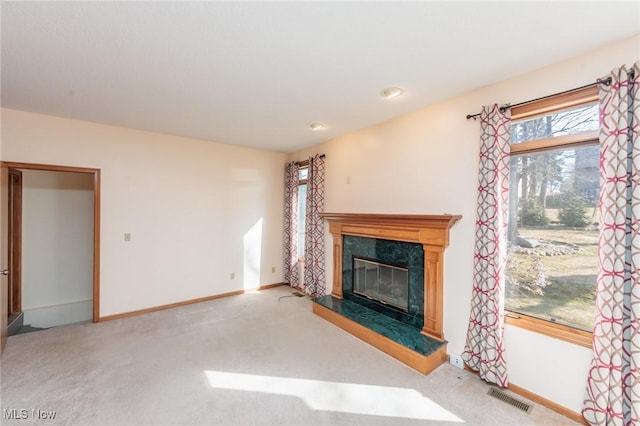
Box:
[462,104,511,388]
[583,62,639,426]
[283,161,300,288]
[303,154,326,296]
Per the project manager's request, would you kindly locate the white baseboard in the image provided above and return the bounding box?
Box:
[23,300,92,328]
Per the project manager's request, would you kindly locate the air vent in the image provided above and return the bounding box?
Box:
[487,388,533,414]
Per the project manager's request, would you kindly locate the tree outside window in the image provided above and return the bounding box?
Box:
[297,166,308,259]
[505,97,599,340]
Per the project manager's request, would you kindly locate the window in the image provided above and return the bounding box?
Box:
[504,85,599,347]
[297,164,308,259]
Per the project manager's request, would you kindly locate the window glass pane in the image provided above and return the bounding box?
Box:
[510,103,598,144]
[505,144,599,331]
[299,167,308,181]
[297,184,307,258]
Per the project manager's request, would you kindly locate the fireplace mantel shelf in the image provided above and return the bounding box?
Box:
[319,213,461,248]
[320,212,461,227]
[314,212,461,375]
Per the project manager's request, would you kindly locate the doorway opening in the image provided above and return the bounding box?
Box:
[3,162,100,335]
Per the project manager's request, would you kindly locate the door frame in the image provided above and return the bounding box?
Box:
[2,161,101,322]
[8,168,22,317]
[1,165,8,352]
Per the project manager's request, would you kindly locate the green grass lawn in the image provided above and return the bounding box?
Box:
[545,207,598,225]
[505,227,598,332]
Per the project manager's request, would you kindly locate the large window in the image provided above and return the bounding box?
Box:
[297,164,308,259]
[504,86,599,346]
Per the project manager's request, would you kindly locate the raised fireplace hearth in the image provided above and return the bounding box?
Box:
[313,213,460,374]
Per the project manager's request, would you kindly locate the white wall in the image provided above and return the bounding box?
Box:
[290,35,639,413]
[21,170,94,327]
[1,112,287,317]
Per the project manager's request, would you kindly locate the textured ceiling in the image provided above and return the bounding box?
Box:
[2,2,639,153]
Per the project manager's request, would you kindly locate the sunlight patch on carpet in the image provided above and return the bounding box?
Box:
[205,370,462,422]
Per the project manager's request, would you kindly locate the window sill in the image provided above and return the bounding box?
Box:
[504,312,592,348]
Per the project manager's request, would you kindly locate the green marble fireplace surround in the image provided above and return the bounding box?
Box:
[342,235,425,330]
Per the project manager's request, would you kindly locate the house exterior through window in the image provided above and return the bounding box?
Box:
[504,85,600,347]
[297,163,308,260]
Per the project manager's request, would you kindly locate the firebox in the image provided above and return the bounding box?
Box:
[353,257,409,312]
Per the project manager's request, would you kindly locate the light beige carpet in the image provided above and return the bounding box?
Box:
[1,286,577,425]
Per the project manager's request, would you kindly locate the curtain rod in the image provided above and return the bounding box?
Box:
[465,77,615,121]
[293,154,325,165]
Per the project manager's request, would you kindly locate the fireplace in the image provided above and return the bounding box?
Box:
[353,257,409,312]
[313,213,460,375]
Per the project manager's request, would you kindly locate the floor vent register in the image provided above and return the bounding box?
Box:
[487,387,533,414]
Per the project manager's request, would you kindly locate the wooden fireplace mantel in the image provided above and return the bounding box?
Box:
[320,212,461,341]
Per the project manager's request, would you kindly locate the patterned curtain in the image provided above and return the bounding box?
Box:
[303,154,326,296]
[462,104,511,388]
[283,161,300,288]
[583,62,639,426]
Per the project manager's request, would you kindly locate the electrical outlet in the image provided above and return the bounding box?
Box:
[450,354,464,369]
[124,233,131,242]
[271,266,276,273]
[230,273,235,280]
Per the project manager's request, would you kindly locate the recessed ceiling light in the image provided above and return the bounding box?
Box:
[309,122,326,131]
[381,87,404,100]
